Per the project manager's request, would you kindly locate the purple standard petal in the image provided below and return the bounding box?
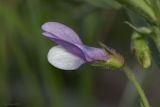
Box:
[42,32,86,60]
[82,46,108,62]
[42,22,83,45]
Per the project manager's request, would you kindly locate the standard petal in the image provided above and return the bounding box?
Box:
[43,32,86,60]
[48,46,85,70]
[42,22,83,45]
[82,46,108,62]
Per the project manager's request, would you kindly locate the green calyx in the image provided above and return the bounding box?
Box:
[104,53,124,69]
[92,43,124,69]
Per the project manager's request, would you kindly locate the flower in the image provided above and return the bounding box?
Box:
[42,22,108,70]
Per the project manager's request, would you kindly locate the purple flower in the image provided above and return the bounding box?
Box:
[42,22,107,70]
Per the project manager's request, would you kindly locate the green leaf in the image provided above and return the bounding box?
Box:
[125,21,152,35]
[85,0,121,9]
[117,0,157,24]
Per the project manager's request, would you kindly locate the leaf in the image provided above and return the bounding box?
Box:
[117,0,157,24]
[85,0,121,9]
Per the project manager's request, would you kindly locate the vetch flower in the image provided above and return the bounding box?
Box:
[42,22,108,70]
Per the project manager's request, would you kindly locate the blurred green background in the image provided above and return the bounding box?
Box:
[0,0,160,107]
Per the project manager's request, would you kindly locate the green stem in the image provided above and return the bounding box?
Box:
[122,65,150,107]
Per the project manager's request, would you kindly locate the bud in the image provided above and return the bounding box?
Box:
[92,43,124,69]
[131,32,151,68]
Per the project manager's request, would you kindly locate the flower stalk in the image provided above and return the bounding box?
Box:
[122,65,150,107]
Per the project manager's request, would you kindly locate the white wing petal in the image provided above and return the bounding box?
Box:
[48,46,85,70]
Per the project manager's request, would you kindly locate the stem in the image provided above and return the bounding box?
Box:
[147,36,160,69]
[122,65,150,107]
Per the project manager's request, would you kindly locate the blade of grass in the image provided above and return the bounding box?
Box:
[0,32,9,106]
[26,0,64,107]
[78,67,94,107]
[0,2,46,106]
[8,33,45,107]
